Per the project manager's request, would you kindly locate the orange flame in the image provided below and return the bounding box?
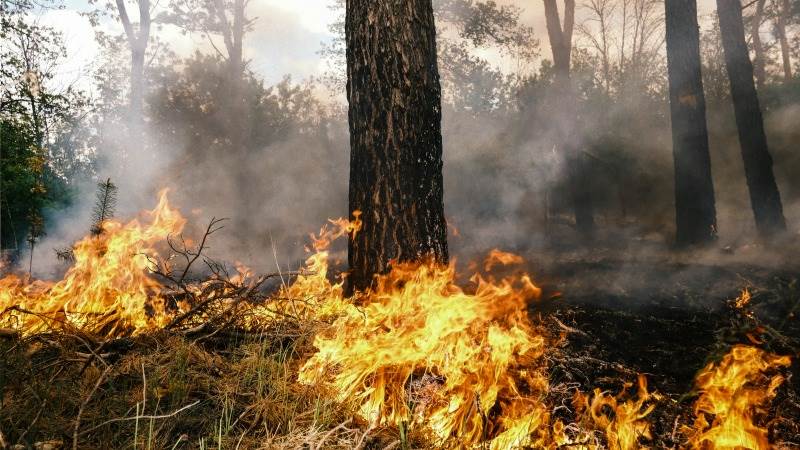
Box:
[12,192,792,449]
[684,345,791,449]
[0,190,185,335]
[297,254,553,447]
[734,288,752,310]
[484,248,525,272]
[575,374,661,450]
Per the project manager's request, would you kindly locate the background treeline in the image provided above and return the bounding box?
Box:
[3,0,800,270]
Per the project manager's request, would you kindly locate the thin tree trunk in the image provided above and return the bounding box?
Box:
[776,0,793,82]
[130,46,145,125]
[752,0,767,89]
[116,0,150,130]
[28,243,34,277]
[543,0,595,237]
[665,0,717,245]
[227,0,245,153]
[718,0,787,237]
[345,0,448,292]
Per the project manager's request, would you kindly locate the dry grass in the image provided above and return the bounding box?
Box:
[0,324,410,449]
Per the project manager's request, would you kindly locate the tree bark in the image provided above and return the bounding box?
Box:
[542,0,595,237]
[717,0,787,237]
[665,0,717,245]
[752,0,767,89]
[345,0,448,292]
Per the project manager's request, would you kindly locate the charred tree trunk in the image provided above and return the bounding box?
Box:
[717,0,787,237]
[543,0,595,237]
[665,0,717,245]
[345,0,448,292]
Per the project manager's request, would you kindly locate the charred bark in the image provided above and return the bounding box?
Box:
[717,0,787,237]
[345,0,448,292]
[665,0,717,245]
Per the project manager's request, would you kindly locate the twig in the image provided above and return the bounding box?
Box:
[314,418,352,450]
[552,317,590,337]
[354,421,375,450]
[78,400,201,437]
[178,217,227,284]
[73,364,113,450]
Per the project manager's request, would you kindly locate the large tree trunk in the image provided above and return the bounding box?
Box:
[717,0,787,237]
[542,0,595,237]
[345,0,448,292]
[665,0,717,245]
[752,0,767,89]
[775,0,793,82]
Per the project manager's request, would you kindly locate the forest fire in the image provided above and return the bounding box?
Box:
[0,190,185,336]
[5,0,800,444]
[684,345,792,449]
[0,192,794,448]
[298,250,550,447]
[573,375,660,450]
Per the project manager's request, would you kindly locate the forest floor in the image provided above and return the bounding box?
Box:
[1,248,799,449]
[538,249,800,448]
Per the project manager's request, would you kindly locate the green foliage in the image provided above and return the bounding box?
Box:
[91,178,118,236]
[1,4,88,255]
[149,52,326,156]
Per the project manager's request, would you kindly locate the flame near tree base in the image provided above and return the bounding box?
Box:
[0,191,793,449]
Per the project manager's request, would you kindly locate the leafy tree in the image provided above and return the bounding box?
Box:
[1,7,89,256]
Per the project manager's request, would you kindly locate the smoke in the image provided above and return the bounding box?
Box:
[22,0,800,281]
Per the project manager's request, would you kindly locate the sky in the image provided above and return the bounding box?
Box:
[43,0,720,94]
[42,0,338,91]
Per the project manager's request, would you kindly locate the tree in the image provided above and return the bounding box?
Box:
[717,0,786,237]
[576,0,665,95]
[114,0,152,129]
[165,0,254,153]
[1,10,86,255]
[665,0,717,245]
[320,0,537,113]
[543,0,595,237]
[345,0,448,292]
[773,0,793,81]
[751,0,768,89]
[544,0,575,82]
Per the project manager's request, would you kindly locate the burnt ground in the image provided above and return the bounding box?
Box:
[529,252,800,447]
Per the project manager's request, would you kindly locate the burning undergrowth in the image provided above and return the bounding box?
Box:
[0,192,798,449]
